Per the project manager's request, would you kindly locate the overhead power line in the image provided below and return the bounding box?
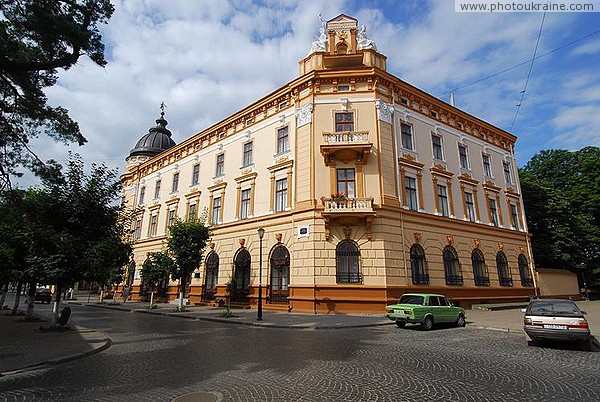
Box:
[509,11,547,131]
[437,28,600,97]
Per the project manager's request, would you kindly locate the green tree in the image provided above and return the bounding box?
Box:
[141,251,173,307]
[520,147,600,287]
[0,189,32,316]
[167,218,210,311]
[0,0,114,189]
[27,154,131,325]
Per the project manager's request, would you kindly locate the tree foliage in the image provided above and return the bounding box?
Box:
[520,147,600,286]
[167,218,210,309]
[0,0,114,189]
[141,252,173,289]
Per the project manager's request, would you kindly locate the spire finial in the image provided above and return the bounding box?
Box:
[160,101,166,117]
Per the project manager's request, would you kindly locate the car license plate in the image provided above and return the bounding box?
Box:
[394,309,403,314]
[543,324,566,330]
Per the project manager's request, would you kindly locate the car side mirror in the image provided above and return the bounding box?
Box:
[521,308,527,313]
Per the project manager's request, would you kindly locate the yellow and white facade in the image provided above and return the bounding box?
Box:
[121,14,537,313]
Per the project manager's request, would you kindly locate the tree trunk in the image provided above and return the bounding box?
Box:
[11,281,23,315]
[50,283,63,327]
[0,283,8,308]
[150,290,154,306]
[25,281,36,321]
[99,285,104,303]
[113,284,118,301]
[178,276,186,310]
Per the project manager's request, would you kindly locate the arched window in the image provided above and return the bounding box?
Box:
[443,246,463,285]
[471,249,489,286]
[518,254,534,287]
[203,251,219,300]
[410,244,429,285]
[496,251,513,286]
[127,260,136,287]
[336,240,361,283]
[233,248,251,301]
[270,245,290,304]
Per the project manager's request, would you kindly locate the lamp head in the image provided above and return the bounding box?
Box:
[257,227,265,239]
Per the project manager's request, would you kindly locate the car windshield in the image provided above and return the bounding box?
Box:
[398,295,425,305]
[528,301,582,317]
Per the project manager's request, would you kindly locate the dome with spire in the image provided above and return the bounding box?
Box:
[128,109,176,159]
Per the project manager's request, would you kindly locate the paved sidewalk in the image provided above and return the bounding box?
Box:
[0,312,110,376]
[1,299,598,377]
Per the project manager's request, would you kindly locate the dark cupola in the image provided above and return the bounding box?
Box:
[128,107,176,160]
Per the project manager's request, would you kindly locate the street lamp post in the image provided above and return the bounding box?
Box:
[257,227,265,321]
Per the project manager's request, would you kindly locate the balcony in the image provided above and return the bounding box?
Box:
[320,131,372,166]
[321,197,375,241]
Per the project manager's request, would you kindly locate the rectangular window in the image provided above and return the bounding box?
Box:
[215,154,224,177]
[277,126,289,154]
[432,134,443,160]
[139,186,146,205]
[154,180,161,199]
[510,204,520,230]
[133,219,141,240]
[335,112,354,132]
[336,168,356,198]
[400,123,413,150]
[167,209,176,228]
[483,154,492,177]
[489,198,499,227]
[405,176,418,211]
[171,172,179,193]
[240,189,251,219]
[187,203,197,222]
[503,161,513,184]
[275,178,287,212]
[458,145,469,169]
[465,191,476,222]
[242,142,253,167]
[149,214,158,237]
[191,163,200,186]
[437,184,449,217]
[211,197,221,224]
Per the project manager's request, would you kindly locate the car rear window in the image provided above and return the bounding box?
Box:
[399,295,425,305]
[528,301,582,317]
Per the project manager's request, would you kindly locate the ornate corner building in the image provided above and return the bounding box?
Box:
[120,14,537,313]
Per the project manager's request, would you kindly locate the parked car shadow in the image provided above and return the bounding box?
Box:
[528,335,599,352]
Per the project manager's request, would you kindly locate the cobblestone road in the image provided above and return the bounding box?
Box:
[1,305,598,401]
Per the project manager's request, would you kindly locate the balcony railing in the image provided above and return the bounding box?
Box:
[474,276,491,286]
[336,272,363,284]
[520,277,534,287]
[322,197,374,213]
[323,130,369,144]
[499,277,514,287]
[445,275,464,286]
[412,274,430,285]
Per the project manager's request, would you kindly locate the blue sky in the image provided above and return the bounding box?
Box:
[17,0,600,187]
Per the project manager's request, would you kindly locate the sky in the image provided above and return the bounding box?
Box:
[15,0,600,188]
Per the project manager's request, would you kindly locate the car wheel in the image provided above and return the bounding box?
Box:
[456,314,466,327]
[422,316,434,331]
[395,320,406,328]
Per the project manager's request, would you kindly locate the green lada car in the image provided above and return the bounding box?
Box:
[386,293,466,330]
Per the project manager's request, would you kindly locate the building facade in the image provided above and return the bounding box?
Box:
[121,15,537,313]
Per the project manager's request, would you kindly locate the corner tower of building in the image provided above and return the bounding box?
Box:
[300,14,386,75]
